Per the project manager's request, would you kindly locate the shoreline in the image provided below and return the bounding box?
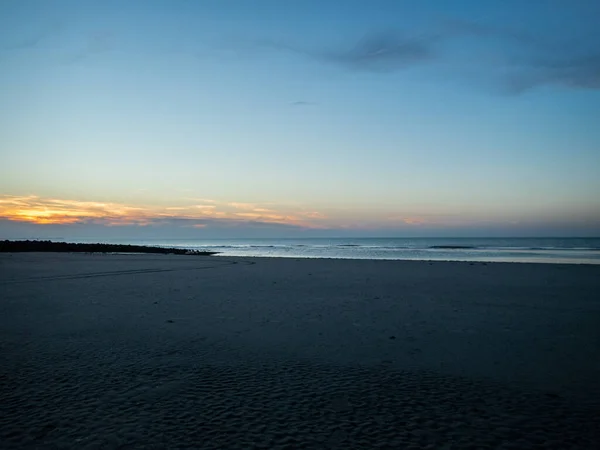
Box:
[213,253,600,265]
[4,251,600,266]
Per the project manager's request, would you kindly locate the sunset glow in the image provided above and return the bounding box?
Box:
[1,1,599,239]
[0,195,327,229]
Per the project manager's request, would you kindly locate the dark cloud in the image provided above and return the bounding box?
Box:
[504,52,600,93]
[441,19,539,46]
[439,18,600,92]
[0,23,116,64]
[253,18,600,92]
[320,31,436,72]
[61,31,116,64]
[149,217,307,231]
[1,32,47,50]
[0,21,64,50]
[5,15,599,93]
[291,101,317,106]
[0,217,312,240]
[256,30,438,72]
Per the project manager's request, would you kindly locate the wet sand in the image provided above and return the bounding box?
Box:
[1,253,599,449]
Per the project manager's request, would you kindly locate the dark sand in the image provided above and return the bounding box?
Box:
[1,253,599,449]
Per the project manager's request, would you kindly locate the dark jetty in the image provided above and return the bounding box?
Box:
[0,240,218,256]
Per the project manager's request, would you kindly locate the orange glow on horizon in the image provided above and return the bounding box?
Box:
[0,195,463,230]
[0,195,328,228]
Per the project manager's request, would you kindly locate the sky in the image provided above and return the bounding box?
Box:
[1,0,599,239]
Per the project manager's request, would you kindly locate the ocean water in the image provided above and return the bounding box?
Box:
[104,237,600,265]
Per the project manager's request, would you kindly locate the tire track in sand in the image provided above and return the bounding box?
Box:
[0,258,255,285]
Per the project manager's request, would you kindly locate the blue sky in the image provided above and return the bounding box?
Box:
[1,0,599,238]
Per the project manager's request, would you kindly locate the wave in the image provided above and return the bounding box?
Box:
[191,243,600,253]
[525,247,600,251]
[429,245,477,250]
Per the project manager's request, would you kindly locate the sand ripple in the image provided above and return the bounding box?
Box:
[1,358,598,449]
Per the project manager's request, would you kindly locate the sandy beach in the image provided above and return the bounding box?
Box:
[1,253,599,449]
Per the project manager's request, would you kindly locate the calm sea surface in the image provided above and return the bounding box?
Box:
[78,237,600,265]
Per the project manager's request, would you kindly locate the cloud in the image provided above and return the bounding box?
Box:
[248,17,600,92]
[0,195,327,230]
[0,217,311,240]
[256,30,438,72]
[7,15,597,92]
[402,218,427,225]
[291,101,318,106]
[441,18,539,46]
[2,195,598,239]
[0,194,331,240]
[0,195,146,225]
[0,21,64,51]
[502,53,600,93]
[439,18,600,92]
[61,30,116,64]
[227,202,258,210]
[321,31,436,72]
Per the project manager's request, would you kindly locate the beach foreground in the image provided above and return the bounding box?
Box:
[1,253,599,449]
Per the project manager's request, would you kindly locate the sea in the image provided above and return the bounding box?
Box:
[73,237,600,265]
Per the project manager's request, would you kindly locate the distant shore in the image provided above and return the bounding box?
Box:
[0,239,218,256]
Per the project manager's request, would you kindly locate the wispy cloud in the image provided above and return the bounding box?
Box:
[61,30,116,64]
[248,17,600,92]
[291,101,318,106]
[0,21,64,51]
[5,14,598,93]
[0,195,148,225]
[320,31,437,72]
[255,30,438,73]
[0,195,328,229]
[441,18,539,46]
[502,52,600,93]
[1,19,117,64]
[439,18,600,92]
